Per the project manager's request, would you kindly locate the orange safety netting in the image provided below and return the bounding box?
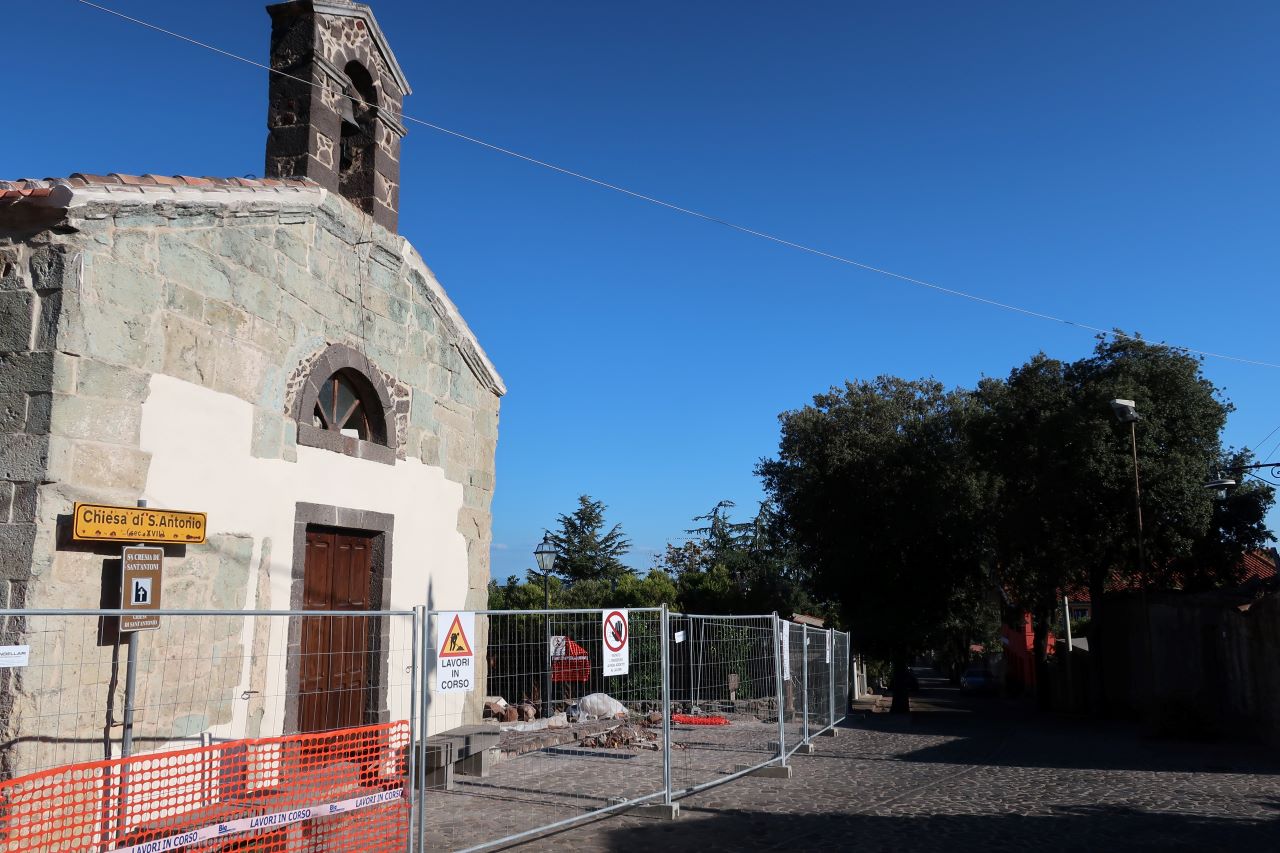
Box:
[0,721,410,852]
[671,714,730,726]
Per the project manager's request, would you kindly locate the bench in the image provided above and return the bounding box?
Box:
[421,725,501,790]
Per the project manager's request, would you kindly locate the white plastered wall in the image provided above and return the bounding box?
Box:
[139,373,473,740]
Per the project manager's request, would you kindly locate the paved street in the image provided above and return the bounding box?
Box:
[496,672,1280,852]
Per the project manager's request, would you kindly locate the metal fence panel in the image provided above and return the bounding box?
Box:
[834,631,850,724]
[0,609,417,852]
[805,625,833,735]
[782,621,807,757]
[418,608,666,853]
[667,614,781,796]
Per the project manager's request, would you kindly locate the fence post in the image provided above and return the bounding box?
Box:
[661,605,673,805]
[417,610,431,853]
[801,626,809,744]
[407,605,423,853]
[828,628,836,732]
[772,613,786,765]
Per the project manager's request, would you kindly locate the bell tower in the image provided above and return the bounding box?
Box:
[265,1,411,232]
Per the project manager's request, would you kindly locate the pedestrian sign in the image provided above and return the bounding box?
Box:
[120,546,163,632]
[435,611,476,693]
[602,608,629,677]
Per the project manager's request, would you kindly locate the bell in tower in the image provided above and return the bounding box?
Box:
[265,1,411,232]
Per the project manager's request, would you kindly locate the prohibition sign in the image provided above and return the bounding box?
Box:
[604,610,628,652]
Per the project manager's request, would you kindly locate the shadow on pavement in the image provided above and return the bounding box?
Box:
[599,801,1280,852]
[854,670,1280,776]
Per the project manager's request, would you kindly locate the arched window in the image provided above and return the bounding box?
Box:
[292,344,397,465]
[312,368,383,442]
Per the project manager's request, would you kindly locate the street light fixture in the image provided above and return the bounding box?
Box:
[1203,461,1280,496]
[533,532,558,718]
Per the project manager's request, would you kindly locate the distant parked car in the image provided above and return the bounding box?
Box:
[960,666,995,694]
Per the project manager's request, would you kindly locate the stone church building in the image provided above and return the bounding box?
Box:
[0,0,500,768]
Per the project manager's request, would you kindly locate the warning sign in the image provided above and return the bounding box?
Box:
[121,546,163,632]
[602,609,629,677]
[435,612,475,693]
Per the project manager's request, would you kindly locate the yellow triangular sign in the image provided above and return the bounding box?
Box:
[439,614,474,657]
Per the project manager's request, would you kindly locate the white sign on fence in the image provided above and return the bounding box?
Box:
[0,645,29,668]
[781,624,791,681]
[825,631,831,664]
[435,611,476,693]
[602,608,629,676]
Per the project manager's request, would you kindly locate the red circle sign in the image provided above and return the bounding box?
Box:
[603,610,628,652]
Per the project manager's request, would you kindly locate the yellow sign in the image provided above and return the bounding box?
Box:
[72,503,207,544]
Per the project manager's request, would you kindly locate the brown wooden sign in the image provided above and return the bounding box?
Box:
[121,545,163,632]
[72,502,206,544]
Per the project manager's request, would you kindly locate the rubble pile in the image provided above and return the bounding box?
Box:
[578,722,659,751]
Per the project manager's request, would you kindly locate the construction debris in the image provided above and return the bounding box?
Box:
[578,722,659,751]
[575,692,627,720]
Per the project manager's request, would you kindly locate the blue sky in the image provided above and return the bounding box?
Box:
[6,1,1278,579]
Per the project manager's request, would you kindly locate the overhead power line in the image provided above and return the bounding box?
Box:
[74,0,1280,371]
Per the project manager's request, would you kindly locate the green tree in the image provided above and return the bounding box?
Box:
[971,353,1084,705]
[546,495,633,585]
[973,337,1273,709]
[655,502,821,617]
[757,377,994,712]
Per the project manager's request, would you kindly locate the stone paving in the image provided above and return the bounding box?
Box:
[427,673,1280,852]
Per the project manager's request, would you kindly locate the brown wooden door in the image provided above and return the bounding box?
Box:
[300,529,373,733]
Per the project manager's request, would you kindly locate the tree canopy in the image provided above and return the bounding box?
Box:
[757,376,994,709]
[545,495,633,585]
[758,336,1274,711]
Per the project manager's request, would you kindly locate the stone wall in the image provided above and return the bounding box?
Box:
[0,240,71,613]
[0,184,502,769]
[17,187,500,612]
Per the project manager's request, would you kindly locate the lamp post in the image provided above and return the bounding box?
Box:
[1110,399,1145,579]
[534,533,558,719]
[1110,398,1154,709]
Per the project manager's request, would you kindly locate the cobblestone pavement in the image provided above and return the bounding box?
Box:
[453,674,1280,852]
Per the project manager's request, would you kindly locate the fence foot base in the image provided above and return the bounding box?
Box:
[629,802,681,820]
[797,742,817,754]
[820,727,838,738]
[737,763,793,778]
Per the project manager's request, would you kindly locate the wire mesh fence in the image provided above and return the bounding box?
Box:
[781,621,807,757]
[834,631,850,723]
[0,609,417,852]
[0,606,851,850]
[418,608,668,853]
[804,627,833,735]
[667,614,781,796]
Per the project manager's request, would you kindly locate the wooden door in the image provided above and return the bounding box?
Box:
[299,529,374,733]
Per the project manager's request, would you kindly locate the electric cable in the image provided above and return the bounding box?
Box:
[72,0,1280,371]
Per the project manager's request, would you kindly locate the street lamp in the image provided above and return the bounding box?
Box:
[1111,398,1155,711]
[534,533,558,718]
[1110,399,1145,579]
[1203,462,1280,497]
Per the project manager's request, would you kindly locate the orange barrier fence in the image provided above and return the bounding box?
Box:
[0,721,410,852]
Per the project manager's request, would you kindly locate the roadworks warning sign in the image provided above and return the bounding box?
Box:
[435,612,476,693]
